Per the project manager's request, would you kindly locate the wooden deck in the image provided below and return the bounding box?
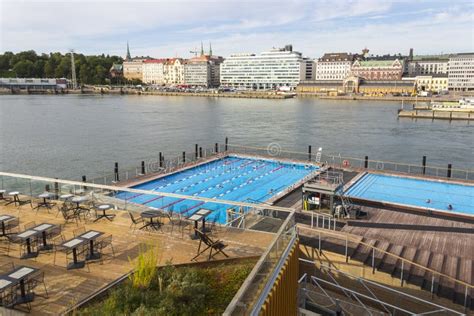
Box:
[0,202,273,315]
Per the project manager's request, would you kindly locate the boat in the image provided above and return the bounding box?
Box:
[430,98,474,112]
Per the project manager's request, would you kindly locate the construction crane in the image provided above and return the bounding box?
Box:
[69,49,77,89]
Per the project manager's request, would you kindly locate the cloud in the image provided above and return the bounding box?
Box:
[0,0,473,58]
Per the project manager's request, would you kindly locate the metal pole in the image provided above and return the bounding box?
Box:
[400,261,404,286]
[114,162,119,182]
[182,151,186,163]
[141,161,145,175]
[195,144,198,159]
[215,142,219,153]
[372,248,375,273]
[364,156,368,169]
[159,152,163,168]
[422,156,426,175]
[318,231,322,255]
[345,237,348,263]
[447,164,452,178]
[199,147,203,158]
[308,145,312,161]
[225,137,228,151]
[431,275,435,298]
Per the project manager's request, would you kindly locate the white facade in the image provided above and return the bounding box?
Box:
[142,60,165,84]
[448,53,474,91]
[408,59,449,76]
[184,60,210,87]
[164,59,184,85]
[220,46,303,90]
[315,53,354,81]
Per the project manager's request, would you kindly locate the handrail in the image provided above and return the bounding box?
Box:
[297,224,474,290]
[0,172,295,213]
[223,211,296,315]
[226,143,474,173]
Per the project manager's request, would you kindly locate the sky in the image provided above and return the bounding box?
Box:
[0,0,473,59]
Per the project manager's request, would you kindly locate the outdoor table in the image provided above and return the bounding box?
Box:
[71,195,90,217]
[78,230,104,260]
[32,223,56,251]
[0,266,38,305]
[93,204,116,222]
[16,230,40,259]
[140,210,163,230]
[61,238,87,269]
[5,191,20,206]
[33,192,55,210]
[0,214,15,236]
[188,208,212,239]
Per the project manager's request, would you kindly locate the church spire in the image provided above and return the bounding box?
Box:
[126,41,131,61]
[200,41,204,56]
[209,42,212,56]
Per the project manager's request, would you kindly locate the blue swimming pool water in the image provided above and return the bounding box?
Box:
[345,173,474,216]
[117,156,318,223]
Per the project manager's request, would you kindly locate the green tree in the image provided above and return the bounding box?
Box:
[13,60,34,77]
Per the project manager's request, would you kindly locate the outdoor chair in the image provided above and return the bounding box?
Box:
[0,261,14,274]
[26,270,49,299]
[1,284,29,312]
[3,218,20,236]
[128,211,144,230]
[23,221,36,231]
[168,207,192,238]
[96,234,115,264]
[51,235,65,265]
[60,208,79,225]
[6,234,38,258]
[73,227,86,237]
[191,229,229,261]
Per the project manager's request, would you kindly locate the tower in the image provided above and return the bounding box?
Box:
[70,50,77,89]
[209,42,212,56]
[200,41,204,56]
[126,41,132,61]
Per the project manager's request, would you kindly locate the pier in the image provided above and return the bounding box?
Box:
[398,109,474,120]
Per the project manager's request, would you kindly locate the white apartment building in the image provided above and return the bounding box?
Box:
[123,59,145,81]
[142,59,166,84]
[407,57,449,76]
[315,53,354,80]
[448,53,474,91]
[183,55,224,87]
[164,59,185,85]
[220,45,304,90]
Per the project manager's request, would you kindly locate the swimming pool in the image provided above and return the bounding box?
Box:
[345,173,474,216]
[117,156,318,223]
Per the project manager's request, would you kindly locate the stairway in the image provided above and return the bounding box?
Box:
[297,224,473,309]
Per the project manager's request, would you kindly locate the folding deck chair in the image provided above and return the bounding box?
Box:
[191,229,229,261]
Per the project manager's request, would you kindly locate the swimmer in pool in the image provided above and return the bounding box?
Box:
[447,204,453,210]
[426,199,431,203]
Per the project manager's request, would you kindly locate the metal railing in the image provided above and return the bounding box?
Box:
[226,143,474,181]
[297,225,473,310]
[298,260,465,315]
[223,211,297,315]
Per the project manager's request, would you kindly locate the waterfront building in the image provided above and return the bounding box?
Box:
[109,63,123,78]
[314,53,355,81]
[184,54,224,87]
[220,45,304,90]
[414,75,449,93]
[123,59,144,81]
[302,57,315,80]
[164,58,185,85]
[0,78,68,90]
[448,53,474,91]
[351,59,403,81]
[142,59,166,84]
[407,56,449,76]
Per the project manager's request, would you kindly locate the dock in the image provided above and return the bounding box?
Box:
[398,109,474,120]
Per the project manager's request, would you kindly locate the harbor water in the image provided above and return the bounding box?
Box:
[0,94,472,179]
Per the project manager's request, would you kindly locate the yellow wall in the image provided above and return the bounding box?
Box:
[259,239,300,316]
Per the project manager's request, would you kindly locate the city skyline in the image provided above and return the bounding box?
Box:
[1,0,473,58]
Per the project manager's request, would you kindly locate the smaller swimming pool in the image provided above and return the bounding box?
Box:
[345,173,474,216]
